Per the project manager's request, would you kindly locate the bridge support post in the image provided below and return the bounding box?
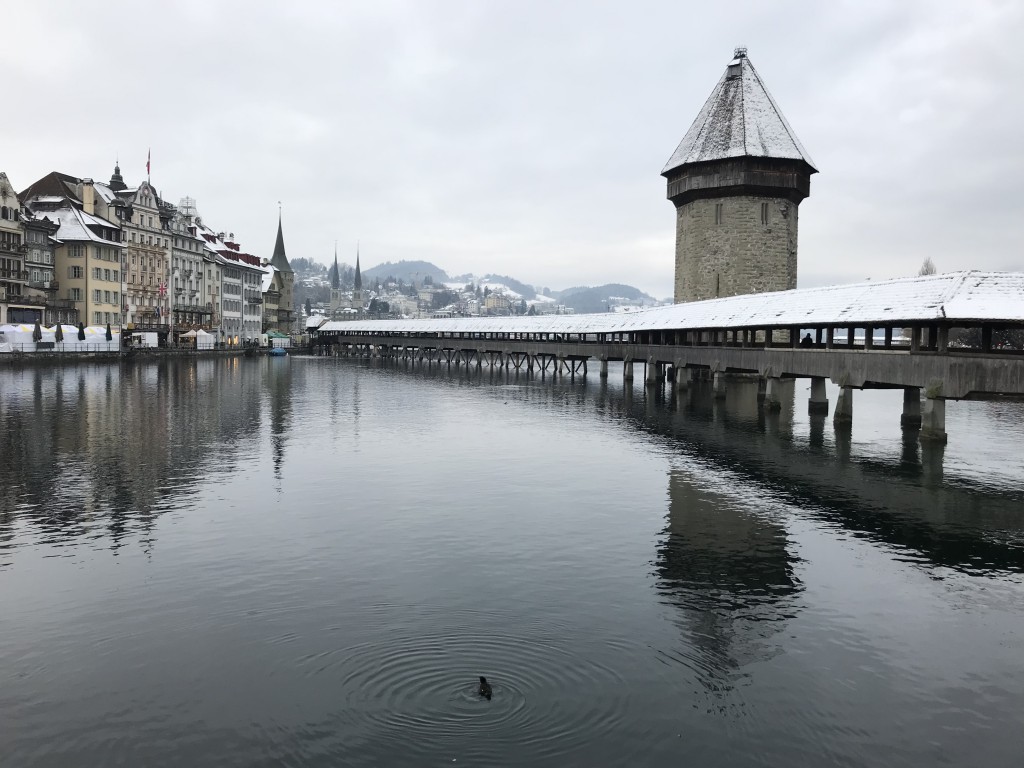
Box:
[599,357,608,378]
[920,397,947,443]
[808,377,829,415]
[712,371,727,399]
[646,358,659,387]
[756,376,767,402]
[901,387,922,428]
[623,360,633,382]
[763,377,783,411]
[834,386,854,428]
[675,366,691,391]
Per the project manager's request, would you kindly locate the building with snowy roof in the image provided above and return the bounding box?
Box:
[663,48,816,304]
[262,215,295,334]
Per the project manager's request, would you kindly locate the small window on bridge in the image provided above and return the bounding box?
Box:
[761,202,769,226]
[715,203,724,226]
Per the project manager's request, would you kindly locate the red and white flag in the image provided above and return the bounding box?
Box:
[146,149,151,176]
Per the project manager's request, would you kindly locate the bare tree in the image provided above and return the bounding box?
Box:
[918,258,937,276]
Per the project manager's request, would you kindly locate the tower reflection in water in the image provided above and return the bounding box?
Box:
[655,463,802,696]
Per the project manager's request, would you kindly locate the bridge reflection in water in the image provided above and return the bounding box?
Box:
[387,357,1024,577]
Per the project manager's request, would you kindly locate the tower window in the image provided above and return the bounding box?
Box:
[761,202,769,225]
[714,203,723,225]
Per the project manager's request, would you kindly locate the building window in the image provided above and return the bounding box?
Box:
[70,288,82,301]
[93,289,101,302]
[104,291,111,304]
[68,244,84,258]
[104,269,111,281]
[760,202,769,226]
[113,270,119,281]
[69,266,84,279]
[113,291,119,304]
[94,312,102,324]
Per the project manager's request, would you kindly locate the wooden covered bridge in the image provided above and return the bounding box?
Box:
[310,271,1024,443]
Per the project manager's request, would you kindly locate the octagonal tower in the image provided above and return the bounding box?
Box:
[663,48,817,303]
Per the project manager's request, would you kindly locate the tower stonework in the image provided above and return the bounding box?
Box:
[663,49,816,303]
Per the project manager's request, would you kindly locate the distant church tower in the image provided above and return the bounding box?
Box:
[271,214,295,328]
[329,244,343,313]
[662,48,817,303]
[352,245,364,310]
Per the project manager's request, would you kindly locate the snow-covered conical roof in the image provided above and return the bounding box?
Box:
[663,48,816,174]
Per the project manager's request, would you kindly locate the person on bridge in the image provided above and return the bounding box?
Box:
[800,333,814,348]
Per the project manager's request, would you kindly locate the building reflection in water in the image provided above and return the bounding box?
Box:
[266,357,293,480]
[655,465,802,695]
[619,375,1024,577]
[0,359,266,557]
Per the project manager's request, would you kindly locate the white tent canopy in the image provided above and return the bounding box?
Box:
[0,324,119,353]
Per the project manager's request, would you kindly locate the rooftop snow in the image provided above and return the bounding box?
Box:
[38,207,122,246]
[662,51,816,174]
[316,272,1024,336]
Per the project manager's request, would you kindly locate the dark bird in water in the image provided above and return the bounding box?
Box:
[478,676,492,700]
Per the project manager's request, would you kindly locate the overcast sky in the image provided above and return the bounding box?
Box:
[4,0,1022,298]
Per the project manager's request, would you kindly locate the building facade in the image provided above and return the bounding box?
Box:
[662,48,817,303]
[0,172,31,323]
[170,199,213,333]
[104,169,173,332]
[33,204,123,327]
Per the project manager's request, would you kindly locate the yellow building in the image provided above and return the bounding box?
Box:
[20,172,125,328]
[35,205,123,327]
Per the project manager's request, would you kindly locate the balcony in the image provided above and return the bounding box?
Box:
[28,280,59,291]
[0,268,29,281]
[173,302,213,314]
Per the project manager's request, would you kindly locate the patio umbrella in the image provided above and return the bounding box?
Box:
[32,321,42,342]
[106,323,112,341]
[54,322,64,343]
[77,322,85,341]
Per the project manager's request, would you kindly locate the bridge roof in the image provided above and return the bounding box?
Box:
[316,272,1024,335]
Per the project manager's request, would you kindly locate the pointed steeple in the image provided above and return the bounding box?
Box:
[353,243,362,292]
[109,161,127,192]
[270,212,292,273]
[330,242,340,289]
[662,48,816,175]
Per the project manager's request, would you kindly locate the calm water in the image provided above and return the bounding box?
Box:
[1,357,1023,767]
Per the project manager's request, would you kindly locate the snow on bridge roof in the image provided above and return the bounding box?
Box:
[315,272,1024,336]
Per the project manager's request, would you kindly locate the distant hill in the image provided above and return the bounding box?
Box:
[557,284,654,314]
[362,260,449,285]
[480,274,537,300]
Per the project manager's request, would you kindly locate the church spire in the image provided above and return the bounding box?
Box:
[330,241,340,289]
[270,210,292,273]
[353,242,362,292]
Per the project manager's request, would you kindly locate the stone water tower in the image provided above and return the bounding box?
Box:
[662,48,817,303]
